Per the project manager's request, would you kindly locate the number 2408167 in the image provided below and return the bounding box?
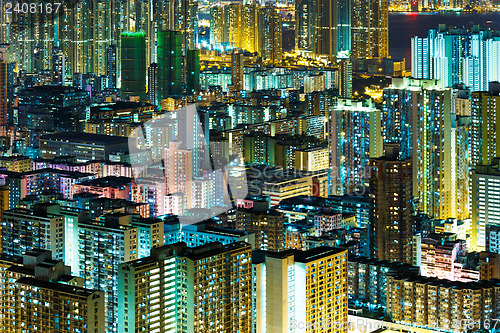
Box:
[6,2,62,14]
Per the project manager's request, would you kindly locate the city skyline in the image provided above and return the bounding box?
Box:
[0,0,500,332]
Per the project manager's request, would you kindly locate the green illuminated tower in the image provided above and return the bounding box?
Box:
[186,49,200,94]
[158,30,183,98]
[120,32,146,101]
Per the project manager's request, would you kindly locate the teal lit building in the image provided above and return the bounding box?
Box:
[120,32,147,101]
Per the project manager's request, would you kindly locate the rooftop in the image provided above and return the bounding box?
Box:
[90,101,154,112]
[17,276,99,297]
[19,85,87,95]
[40,132,129,145]
[294,246,346,263]
[252,246,347,264]
[184,241,251,261]
[77,176,133,187]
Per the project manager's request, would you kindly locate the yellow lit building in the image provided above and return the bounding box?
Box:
[471,87,500,167]
[14,278,105,333]
[387,274,500,332]
[295,147,329,172]
[253,246,348,333]
[236,200,285,251]
[0,156,31,173]
[262,171,328,205]
[118,241,252,333]
[1,249,105,333]
[84,121,137,137]
[383,78,469,220]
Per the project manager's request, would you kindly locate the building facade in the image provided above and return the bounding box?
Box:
[253,247,348,333]
[118,241,252,333]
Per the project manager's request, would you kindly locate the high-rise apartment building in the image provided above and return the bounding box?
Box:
[51,47,65,85]
[134,0,154,67]
[186,49,200,93]
[156,0,199,51]
[210,4,258,52]
[454,88,472,221]
[224,4,241,47]
[210,6,225,46]
[348,257,419,311]
[370,144,413,263]
[241,4,259,53]
[296,0,351,58]
[296,0,386,59]
[415,87,464,220]
[412,25,500,91]
[77,215,140,332]
[304,72,326,94]
[120,32,147,101]
[337,0,351,55]
[295,0,316,52]
[338,58,352,98]
[158,30,183,98]
[92,0,112,77]
[164,141,193,207]
[471,83,500,167]
[386,273,500,332]
[278,195,371,230]
[486,224,500,255]
[58,0,92,77]
[295,147,329,172]
[243,132,276,165]
[40,132,129,162]
[231,48,244,92]
[1,249,105,333]
[381,77,429,158]
[314,0,341,57]
[118,241,252,333]
[253,246,348,333]
[236,200,285,251]
[262,171,328,205]
[15,277,105,332]
[414,233,470,281]
[257,7,282,63]
[351,0,389,58]
[329,98,383,195]
[10,8,56,74]
[382,78,470,220]
[472,159,500,251]
[148,63,159,105]
[0,203,87,275]
[1,204,65,261]
[107,44,117,89]
[0,47,7,128]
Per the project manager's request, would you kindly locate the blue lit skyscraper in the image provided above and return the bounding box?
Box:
[329,98,383,195]
[412,25,500,91]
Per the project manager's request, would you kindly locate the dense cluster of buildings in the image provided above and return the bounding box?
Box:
[1,0,500,330]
